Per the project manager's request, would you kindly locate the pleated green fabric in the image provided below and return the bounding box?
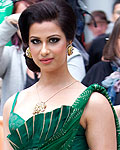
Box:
[7,84,120,150]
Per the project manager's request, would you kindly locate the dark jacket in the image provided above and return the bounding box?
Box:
[87,34,109,71]
[82,61,120,105]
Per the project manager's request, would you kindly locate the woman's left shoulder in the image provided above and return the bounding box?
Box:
[89,91,109,105]
[86,91,113,119]
[80,91,114,129]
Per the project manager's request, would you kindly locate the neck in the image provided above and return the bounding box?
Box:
[37,66,75,87]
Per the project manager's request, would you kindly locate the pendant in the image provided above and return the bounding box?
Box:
[33,102,47,115]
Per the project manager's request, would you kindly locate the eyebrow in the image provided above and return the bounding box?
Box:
[29,34,61,39]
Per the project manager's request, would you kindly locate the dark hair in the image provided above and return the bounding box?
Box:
[19,0,76,72]
[11,0,36,47]
[112,1,120,13]
[103,17,120,61]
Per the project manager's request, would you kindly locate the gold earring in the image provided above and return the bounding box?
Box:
[26,47,32,58]
[67,42,73,56]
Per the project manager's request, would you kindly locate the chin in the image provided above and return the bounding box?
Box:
[41,67,58,73]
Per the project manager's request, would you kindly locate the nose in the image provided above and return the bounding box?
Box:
[40,43,50,57]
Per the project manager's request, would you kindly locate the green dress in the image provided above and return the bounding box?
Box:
[7,84,120,149]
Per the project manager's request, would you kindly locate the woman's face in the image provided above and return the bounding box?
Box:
[29,21,68,72]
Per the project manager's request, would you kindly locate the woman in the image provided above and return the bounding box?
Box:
[0,0,36,115]
[0,0,86,115]
[82,16,120,106]
[3,0,120,149]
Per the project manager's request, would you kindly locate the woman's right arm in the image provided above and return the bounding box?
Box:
[3,97,14,150]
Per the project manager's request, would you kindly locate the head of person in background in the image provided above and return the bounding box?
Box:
[11,0,36,48]
[87,10,110,37]
[102,16,120,62]
[112,0,120,22]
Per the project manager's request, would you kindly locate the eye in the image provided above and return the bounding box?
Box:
[30,39,41,44]
[49,38,60,43]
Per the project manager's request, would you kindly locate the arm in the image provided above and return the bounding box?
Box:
[3,96,15,150]
[0,15,18,53]
[0,14,19,77]
[67,47,86,82]
[81,92,117,150]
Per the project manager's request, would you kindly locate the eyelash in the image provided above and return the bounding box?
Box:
[30,38,60,45]
[49,38,60,43]
[30,39,40,44]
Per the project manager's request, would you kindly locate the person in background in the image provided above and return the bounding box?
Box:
[87,10,109,39]
[85,10,110,71]
[3,1,120,149]
[112,1,120,21]
[108,0,120,32]
[0,0,36,115]
[86,1,120,71]
[82,16,120,106]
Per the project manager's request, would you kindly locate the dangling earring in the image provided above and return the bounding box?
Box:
[26,47,32,58]
[67,41,73,56]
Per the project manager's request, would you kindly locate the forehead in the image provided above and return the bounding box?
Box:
[114,4,120,12]
[94,16,105,22]
[29,21,65,37]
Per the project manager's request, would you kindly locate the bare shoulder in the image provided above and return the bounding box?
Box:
[89,92,109,105]
[3,87,31,115]
[81,92,117,149]
[86,92,113,117]
[81,92,114,128]
[3,93,17,116]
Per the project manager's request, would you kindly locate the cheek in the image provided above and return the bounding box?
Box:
[54,44,67,54]
[30,47,38,55]
[29,43,40,56]
[54,44,67,61]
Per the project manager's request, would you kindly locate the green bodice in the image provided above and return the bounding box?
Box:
[7,84,120,150]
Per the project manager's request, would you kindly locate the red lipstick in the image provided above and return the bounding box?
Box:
[40,58,53,64]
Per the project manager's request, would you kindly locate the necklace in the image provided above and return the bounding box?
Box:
[33,80,78,115]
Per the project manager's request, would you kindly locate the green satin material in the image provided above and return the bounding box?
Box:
[7,84,120,150]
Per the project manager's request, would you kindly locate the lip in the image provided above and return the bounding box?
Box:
[40,58,54,64]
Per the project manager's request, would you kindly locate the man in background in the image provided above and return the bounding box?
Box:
[86,0,120,71]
